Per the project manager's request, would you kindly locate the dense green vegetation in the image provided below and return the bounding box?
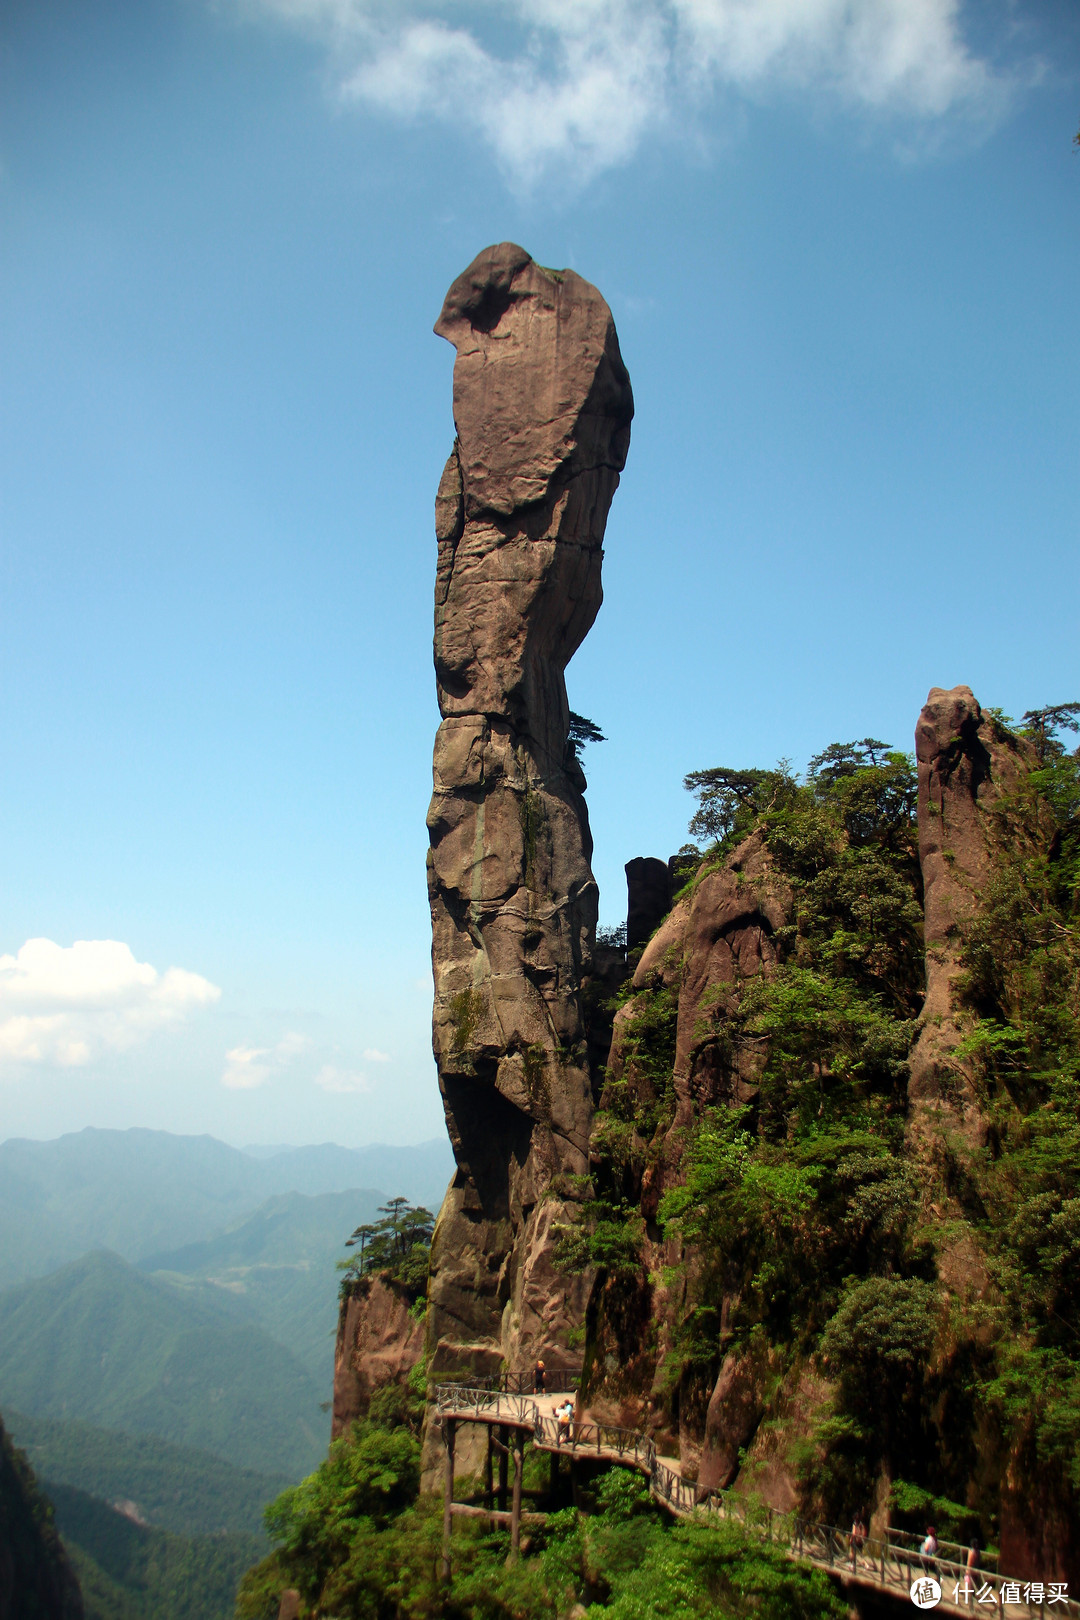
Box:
[0,1413,82,1620]
[948,705,1080,1511]
[338,1198,436,1305]
[0,1250,327,1479]
[581,714,1080,1533]
[236,1384,845,1620]
[6,1409,288,1537]
[47,1480,262,1620]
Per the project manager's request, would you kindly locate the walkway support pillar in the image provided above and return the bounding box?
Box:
[510,1430,525,1558]
[485,1426,494,1511]
[498,1425,509,1512]
[441,1419,456,1583]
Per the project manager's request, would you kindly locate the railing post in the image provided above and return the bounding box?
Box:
[441,1419,456,1584]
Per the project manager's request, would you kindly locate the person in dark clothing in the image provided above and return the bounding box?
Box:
[533,1359,546,1394]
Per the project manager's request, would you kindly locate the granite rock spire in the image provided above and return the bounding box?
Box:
[425,243,632,1382]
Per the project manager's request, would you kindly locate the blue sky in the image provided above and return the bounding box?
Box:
[1,0,1077,1148]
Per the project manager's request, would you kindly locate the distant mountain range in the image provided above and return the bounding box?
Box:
[6,1409,288,1537]
[0,1128,453,1289]
[0,1250,327,1478]
[0,1125,454,1569]
[140,1186,386,1377]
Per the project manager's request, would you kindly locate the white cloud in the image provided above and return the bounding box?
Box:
[243,0,1014,186]
[314,1063,372,1094]
[0,938,220,1069]
[362,1047,391,1062]
[222,1044,273,1089]
[220,1031,311,1090]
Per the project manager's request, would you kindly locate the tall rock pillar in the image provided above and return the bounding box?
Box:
[909,684,1034,1142]
[425,243,632,1382]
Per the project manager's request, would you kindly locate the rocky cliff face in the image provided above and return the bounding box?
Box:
[331,1277,425,1440]
[0,1413,83,1620]
[909,684,1034,1141]
[425,243,633,1384]
[584,829,795,1464]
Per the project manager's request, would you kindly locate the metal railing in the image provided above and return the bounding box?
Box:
[431,1386,1080,1616]
[435,1369,580,1397]
[790,1525,1077,1617]
[435,1385,539,1427]
[884,1524,999,1575]
[535,1414,656,1472]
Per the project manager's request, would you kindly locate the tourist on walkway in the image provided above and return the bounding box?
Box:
[533,1359,546,1394]
[963,1532,981,1597]
[849,1513,866,1570]
[920,1526,938,1562]
[556,1399,573,1445]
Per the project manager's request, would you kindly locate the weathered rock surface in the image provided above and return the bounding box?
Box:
[426,244,633,1389]
[909,684,1034,1137]
[617,828,790,1155]
[697,1347,767,1493]
[331,1276,424,1439]
[586,830,793,1456]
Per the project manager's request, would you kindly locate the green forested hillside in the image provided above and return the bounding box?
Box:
[0,1129,453,1288]
[0,1252,327,1478]
[47,1481,261,1620]
[6,1410,288,1537]
[140,1187,383,1378]
[0,1414,82,1620]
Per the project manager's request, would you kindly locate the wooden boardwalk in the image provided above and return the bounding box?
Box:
[433,1383,1078,1616]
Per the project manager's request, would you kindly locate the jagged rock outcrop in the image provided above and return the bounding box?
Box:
[0,1413,83,1620]
[615,828,790,1167]
[425,243,633,1387]
[331,1276,424,1440]
[585,831,792,1449]
[909,684,1035,1141]
[907,688,1076,1577]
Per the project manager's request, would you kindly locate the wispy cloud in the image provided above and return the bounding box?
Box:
[362,1047,391,1062]
[243,0,1015,187]
[314,1063,372,1094]
[221,1031,311,1090]
[0,938,219,1068]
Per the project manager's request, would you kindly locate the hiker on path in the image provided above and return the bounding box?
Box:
[850,1514,866,1570]
[964,1533,981,1597]
[533,1359,546,1394]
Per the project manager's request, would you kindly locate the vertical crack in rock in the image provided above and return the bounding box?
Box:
[425,243,633,1386]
